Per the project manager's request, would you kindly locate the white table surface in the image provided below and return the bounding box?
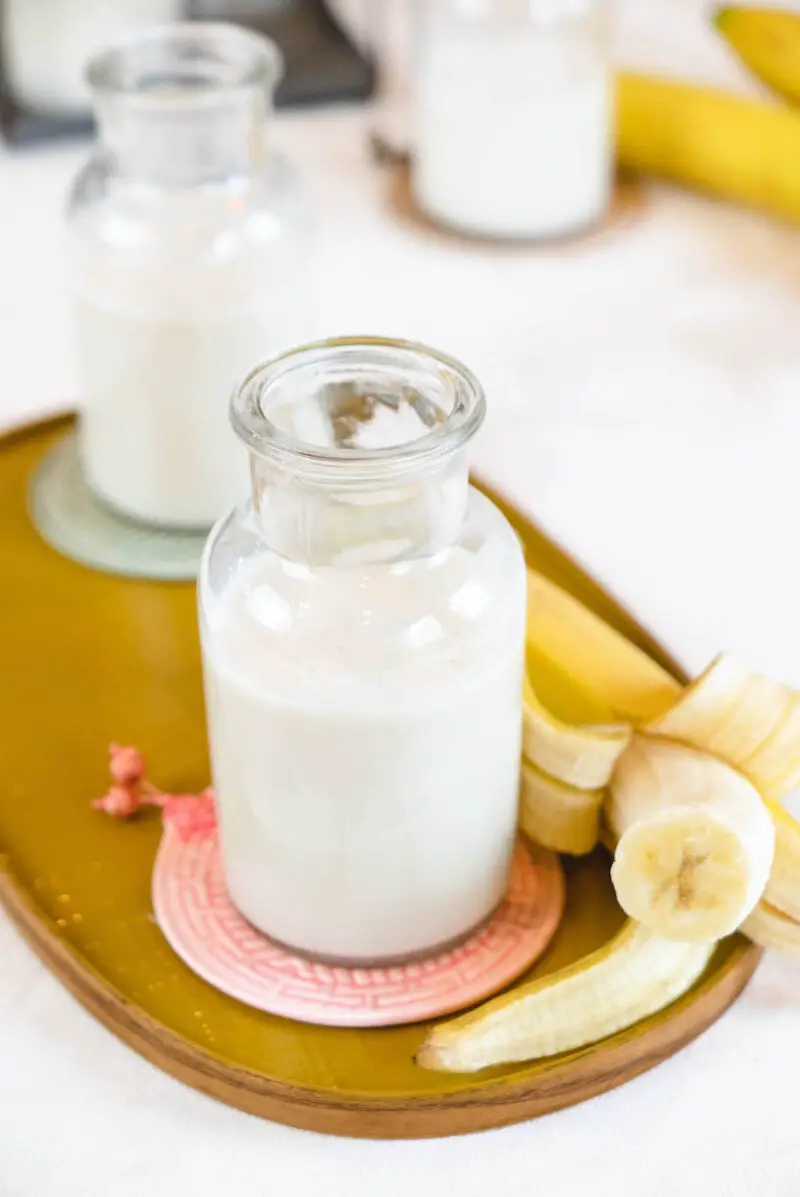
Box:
[3,2,800,1193]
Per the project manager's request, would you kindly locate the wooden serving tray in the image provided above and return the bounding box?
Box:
[0,417,761,1139]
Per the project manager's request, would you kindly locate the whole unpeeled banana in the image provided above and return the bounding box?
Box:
[716,7,800,107]
[617,72,800,225]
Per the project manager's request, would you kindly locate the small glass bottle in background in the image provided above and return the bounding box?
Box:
[67,24,313,530]
[412,0,613,241]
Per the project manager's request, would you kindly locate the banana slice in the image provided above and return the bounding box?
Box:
[608,738,775,942]
[520,759,604,855]
[416,920,714,1072]
[522,674,631,790]
[646,653,800,802]
[526,570,682,726]
[742,901,800,957]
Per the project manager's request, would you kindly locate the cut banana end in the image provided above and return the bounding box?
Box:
[742,901,800,958]
[416,920,715,1072]
[523,674,631,790]
[646,653,800,802]
[520,760,604,855]
[608,738,775,942]
[526,570,683,725]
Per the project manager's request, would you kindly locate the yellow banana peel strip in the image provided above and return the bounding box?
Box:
[525,570,681,725]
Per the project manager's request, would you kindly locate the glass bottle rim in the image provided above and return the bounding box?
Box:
[230,337,487,483]
[86,22,283,103]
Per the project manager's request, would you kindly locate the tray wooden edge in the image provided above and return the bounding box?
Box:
[0,415,765,1139]
[0,864,762,1138]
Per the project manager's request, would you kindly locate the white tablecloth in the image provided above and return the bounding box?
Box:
[2,2,800,1193]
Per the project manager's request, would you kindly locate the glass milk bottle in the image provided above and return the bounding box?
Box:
[199,337,527,964]
[412,0,612,240]
[67,24,311,530]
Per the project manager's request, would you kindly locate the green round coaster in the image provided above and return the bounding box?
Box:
[28,431,208,582]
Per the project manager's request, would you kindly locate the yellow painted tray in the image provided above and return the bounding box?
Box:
[0,417,760,1139]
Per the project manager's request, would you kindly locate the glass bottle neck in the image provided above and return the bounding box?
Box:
[231,338,487,567]
[95,89,268,186]
[86,24,280,187]
[249,452,471,566]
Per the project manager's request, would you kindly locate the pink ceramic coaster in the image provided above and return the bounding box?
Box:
[152,795,564,1029]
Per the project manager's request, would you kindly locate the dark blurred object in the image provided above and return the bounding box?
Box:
[190,0,373,107]
[0,0,373,145]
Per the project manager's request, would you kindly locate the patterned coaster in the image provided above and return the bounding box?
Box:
[28,431,208,581]
[152,796,565,1029]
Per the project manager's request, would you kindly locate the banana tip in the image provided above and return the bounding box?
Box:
[414,1041,445,1071]
[712,5,733,31]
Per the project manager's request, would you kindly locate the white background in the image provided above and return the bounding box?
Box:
[2,1,800,1193]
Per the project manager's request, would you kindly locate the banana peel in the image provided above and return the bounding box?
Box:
[522,673,631,791]
[742,899,800,955]
[646,654,800,802]
[526,570,680,725]
[519,759,604,855]
[715,6,800,108]
[524,576,800,948]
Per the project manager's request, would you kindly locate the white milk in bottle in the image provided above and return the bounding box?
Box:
[69,25,311,529]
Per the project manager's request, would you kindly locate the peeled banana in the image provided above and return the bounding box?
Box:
[522,674,631,790]
[642,653,800,925]
[608,737,775,942]
[520,759,604,855]
[417,920,715,1072]
[617,72,800,226]
[646,653,800,802]
[716,6,800,108]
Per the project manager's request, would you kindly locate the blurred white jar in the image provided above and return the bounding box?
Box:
[413,0,613,241]
[67,24,312,530]
[2,0,183,115]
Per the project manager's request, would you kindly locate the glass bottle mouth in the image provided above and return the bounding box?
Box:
[230,337,487,486]
[86,22,283,103]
